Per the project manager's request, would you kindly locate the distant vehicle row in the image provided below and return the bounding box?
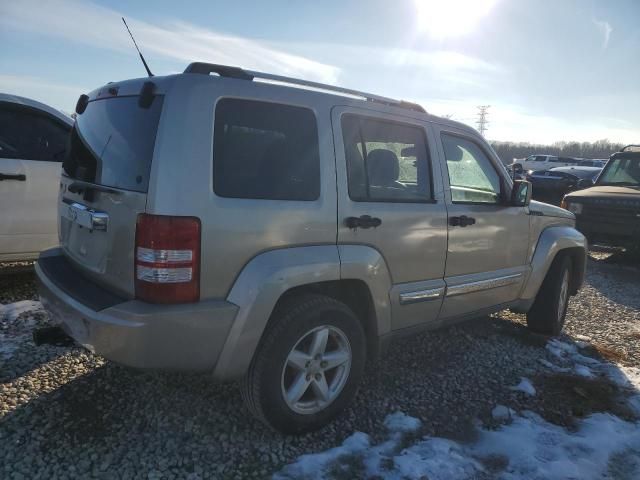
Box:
[512,155,607,172]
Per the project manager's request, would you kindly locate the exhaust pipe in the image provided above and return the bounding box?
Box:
[33,326,75,347]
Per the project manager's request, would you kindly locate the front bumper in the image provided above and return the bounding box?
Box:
[35,249,238,371]
[575,218,640,247]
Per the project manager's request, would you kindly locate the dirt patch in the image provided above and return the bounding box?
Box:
[534,374,637,427]
[586,343,628,363]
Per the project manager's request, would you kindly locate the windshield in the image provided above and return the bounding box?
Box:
[596,157,640,186]
[63,95,163,192]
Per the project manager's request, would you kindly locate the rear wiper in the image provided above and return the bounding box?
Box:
[68,180,120,195]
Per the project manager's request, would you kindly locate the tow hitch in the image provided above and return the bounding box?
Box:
[33,326,75,347]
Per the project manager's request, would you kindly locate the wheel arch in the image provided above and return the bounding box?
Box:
[212,244,392,381]
[516,225,587,311]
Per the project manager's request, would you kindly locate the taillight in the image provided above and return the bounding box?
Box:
[560,198,568,210]
[135,214,201,303]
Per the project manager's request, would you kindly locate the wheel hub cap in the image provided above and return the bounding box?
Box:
[281,325,352,415]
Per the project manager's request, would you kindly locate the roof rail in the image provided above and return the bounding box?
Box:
[183,62,426,113]
[620,144,640,152]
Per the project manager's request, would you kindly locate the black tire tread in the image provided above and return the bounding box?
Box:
[527,254,572,335]
[240,294,364,432]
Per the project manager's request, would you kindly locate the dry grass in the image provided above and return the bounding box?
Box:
[591,343,628,363]
[535,373,637,426]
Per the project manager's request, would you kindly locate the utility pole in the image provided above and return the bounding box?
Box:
[476,105,490,137]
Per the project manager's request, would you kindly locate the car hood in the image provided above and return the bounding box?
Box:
[565,185,640,199]
[528,200,575,220]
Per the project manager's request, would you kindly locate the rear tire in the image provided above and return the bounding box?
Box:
[527,255,572,335]
[240,294,366,434]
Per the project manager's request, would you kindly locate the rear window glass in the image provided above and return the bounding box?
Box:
[213,98,320,201]
[63,95,163,192]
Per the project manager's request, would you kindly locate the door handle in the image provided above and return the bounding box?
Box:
[449,215,476,227]
[345,215,382,229]
[0,173,26,181]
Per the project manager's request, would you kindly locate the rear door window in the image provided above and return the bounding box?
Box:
[0,103,70,161]
[341,114,431,202]
[213,99,320,201]
[64,96,164,192]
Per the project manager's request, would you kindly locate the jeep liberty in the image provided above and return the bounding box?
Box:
[35,63,587,433]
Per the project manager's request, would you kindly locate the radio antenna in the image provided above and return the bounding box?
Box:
[122,17,154,77]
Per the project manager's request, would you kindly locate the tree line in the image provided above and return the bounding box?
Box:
[489,139,626,165]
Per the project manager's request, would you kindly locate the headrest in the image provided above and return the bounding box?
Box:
[367,149,399,186]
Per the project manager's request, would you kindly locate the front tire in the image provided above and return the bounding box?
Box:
[527,255,572,335]
[241,294,366,434]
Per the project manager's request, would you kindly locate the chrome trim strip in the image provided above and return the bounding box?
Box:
[446,273,523,297]
[399,287,445,305]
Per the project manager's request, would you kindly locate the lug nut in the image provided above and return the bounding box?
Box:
[315,373,321,381]
[306,374,311,381]
[320,361,327,368]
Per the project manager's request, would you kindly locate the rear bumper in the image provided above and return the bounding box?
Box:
[35,249,238,371]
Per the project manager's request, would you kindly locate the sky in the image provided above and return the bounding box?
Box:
[1,0,638,144]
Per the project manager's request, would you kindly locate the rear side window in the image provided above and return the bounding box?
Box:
[64,96,164,192]
[0,103,70,161]
[213,99,320,201]
[341,114,431,202]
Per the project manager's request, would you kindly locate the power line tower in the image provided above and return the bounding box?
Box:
[476,105,490,137]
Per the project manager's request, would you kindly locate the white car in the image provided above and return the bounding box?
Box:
[514,154,580,172]
[0,93,72,261]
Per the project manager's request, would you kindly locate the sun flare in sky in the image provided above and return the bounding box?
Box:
[415,0,499,38]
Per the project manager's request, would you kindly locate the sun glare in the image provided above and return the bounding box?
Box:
[415,0,499,38]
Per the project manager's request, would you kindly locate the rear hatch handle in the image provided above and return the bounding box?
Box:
[67,180,121,195]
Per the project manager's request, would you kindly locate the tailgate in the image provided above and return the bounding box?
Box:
[58,90,164,299]
[59,179,146,298]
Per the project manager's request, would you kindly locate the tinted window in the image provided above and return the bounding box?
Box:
[342,115,431,202]
[597,157,640,186]
[442,134,501,204]
[0,103,69,161]
[64,96,164,192]
[534,156,546,162]
[213,99,320,201]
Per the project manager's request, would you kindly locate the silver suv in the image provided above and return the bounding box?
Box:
[36,63,587,433]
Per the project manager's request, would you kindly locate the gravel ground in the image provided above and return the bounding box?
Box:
[1,254,639,479]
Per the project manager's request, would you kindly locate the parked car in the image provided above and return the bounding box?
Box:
[526,166,602,201]
[0,94,73,261]
[513,154,580,172]
[577,158,607,168]
[563,145,640,248]
[35,63,587,433]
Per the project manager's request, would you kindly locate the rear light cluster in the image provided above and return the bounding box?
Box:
[135,214,201,303]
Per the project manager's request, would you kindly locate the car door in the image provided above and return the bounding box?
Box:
[333,106,448,331]
[434,127,530,320]
[0,102,70,260]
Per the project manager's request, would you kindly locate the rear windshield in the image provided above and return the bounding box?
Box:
[63,95,163,192]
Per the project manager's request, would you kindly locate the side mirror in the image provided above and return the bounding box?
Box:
[511,180,532,207]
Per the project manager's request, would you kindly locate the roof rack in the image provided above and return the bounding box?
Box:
[620,144,640,152]
[183,62,426,113]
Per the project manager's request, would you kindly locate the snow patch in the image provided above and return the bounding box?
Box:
[574,365,594,378]
[491,404,515,421]
[0,300,43,321]
[274,412,640,480]
[384,412,422,433]
[509,377,536,396]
